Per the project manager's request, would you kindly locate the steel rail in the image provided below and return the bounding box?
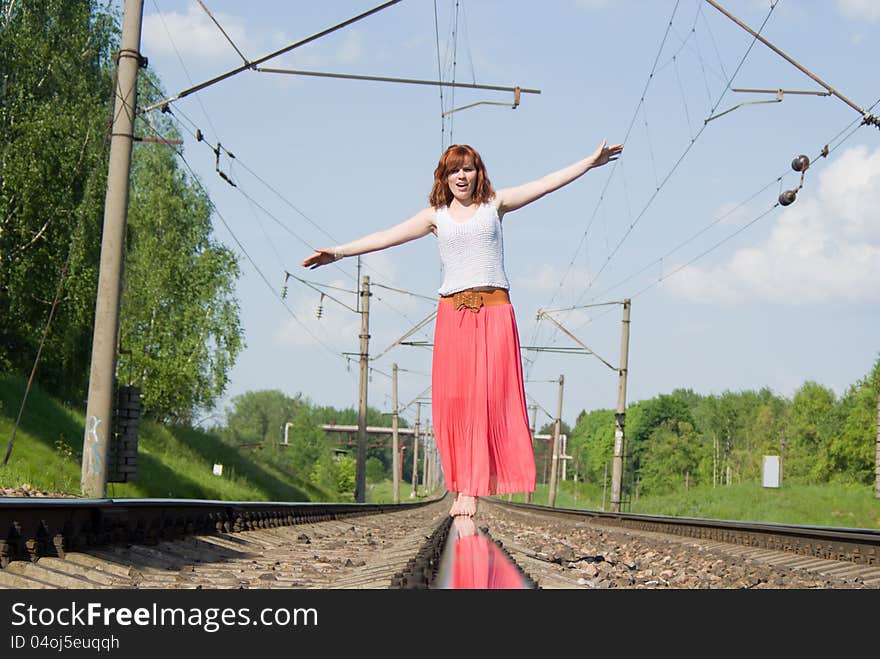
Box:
[0,495,441,568]
[491,499,880,566]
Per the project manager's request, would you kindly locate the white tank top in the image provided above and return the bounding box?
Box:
[435,202,510,296]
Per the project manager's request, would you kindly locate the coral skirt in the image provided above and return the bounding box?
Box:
[431,300,536,496]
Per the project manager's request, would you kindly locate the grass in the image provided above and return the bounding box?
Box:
[367,476,880,529]
[365,478,442,503]
[0,375,326,502]
[492,478,880,529]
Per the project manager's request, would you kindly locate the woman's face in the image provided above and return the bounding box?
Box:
[446,157,477,203]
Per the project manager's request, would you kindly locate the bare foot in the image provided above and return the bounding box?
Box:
[453,514,477,538]
[449,492,462,517]
[455,494,478,517]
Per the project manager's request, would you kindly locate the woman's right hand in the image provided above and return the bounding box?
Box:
[302,248,340,270]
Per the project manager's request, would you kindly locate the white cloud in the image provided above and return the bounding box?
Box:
[143,6,254,60]
[274,29,368,70]
[275,279,360,349]
[665,145,880,305]
[143,9,367,69]
[836,0,880,22]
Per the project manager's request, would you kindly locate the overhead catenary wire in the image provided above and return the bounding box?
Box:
[432,0,446,150]
[523,0,685,380]
[588,92,880,306]
[704,0,878,127]
[141,75,438,304]
[254,68,540,97]
[575,0,781,299]
[141,6,468,364]
[138,118,346,364]
[526,0,783,380]
[140,0,405,114]
[284,272,359,313]
[194,0,249,65]
[149,0,223,140]
[140,77,437,338]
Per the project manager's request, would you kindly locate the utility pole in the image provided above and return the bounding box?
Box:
[602,462,608,511]
[354,275,371,502]
[548,374,564,507]
[421,419,429,493]
[780,426,786,486]
[610,299,631,512]
[536,299,631,512]
[713,433,718,488]
[411,401,420,497]
[875,390,879,499]
[81,0,145,498]
[527,404,537,503]
[391,363,400,503]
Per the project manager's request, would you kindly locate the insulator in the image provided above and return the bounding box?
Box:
[791,154,810,172]
[280,284,288,299]
[195,128,203,142]
[316,292,325,319]
[778,189,797,206]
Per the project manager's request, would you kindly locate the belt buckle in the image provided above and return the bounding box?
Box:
[453,290,483,313]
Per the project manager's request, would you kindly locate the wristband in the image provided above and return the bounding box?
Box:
[332,247,344,261]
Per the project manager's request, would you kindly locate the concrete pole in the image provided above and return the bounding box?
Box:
[561,434,567,481]
[421,421,429,493]
[283,422,293,446]
[81,0,144,498]
[435,440,440,490]
[610,299,631,512]
[424,428,432,491]
[548,374,564,507]
[602,461,608,511]
[875,390,879,498]
[354,275,371,502]
[713,433,717,488]
[780,426,786,486]
[391,363,399,503]
[527,404,537,503]
[411,402,421,497]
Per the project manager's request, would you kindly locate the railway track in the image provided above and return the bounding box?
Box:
[479,499,880,588]
[1,494,878,588]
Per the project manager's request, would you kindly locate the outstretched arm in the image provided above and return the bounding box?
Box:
[302,207,435,269]
[494,140,623,216]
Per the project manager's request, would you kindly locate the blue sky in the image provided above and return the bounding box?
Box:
[128,0,880,434]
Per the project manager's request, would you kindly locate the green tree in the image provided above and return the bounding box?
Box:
[116,74,243,423]
[0,0,117,402]
[222,390,301,446]
[569,407,615,488]
[830,356,880,484]
[627,393,696,483]
[786,381,838,483]
[365,455,386,482]
[638,420,709,496]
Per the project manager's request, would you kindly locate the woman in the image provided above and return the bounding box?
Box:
[303,139,622,517]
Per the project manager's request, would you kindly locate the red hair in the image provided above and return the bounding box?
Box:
[428,144,494,208]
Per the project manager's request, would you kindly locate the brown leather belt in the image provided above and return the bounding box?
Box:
[440,288,510,312]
